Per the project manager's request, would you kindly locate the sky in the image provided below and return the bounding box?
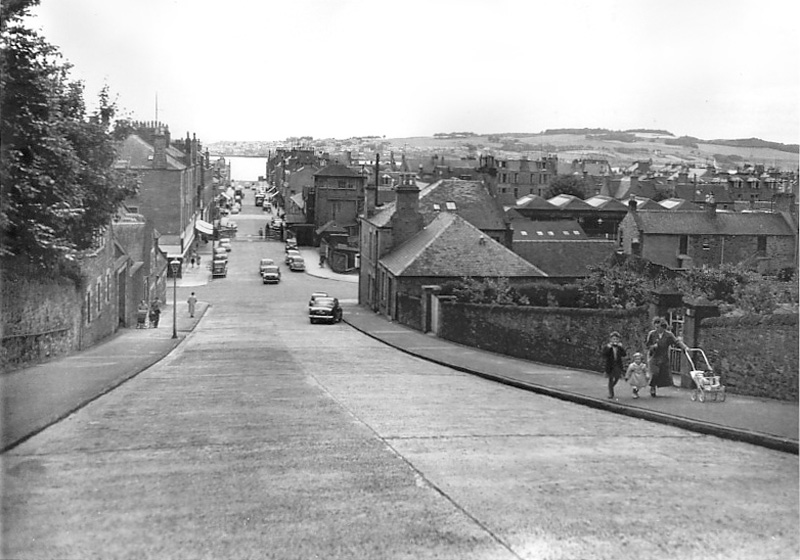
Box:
[27,0,800,145]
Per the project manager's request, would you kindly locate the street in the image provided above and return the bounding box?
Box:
[3,198,798,560]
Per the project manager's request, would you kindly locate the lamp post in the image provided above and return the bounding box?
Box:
[170,259,180,339]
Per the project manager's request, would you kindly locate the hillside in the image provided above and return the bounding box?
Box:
[208,129,799,171]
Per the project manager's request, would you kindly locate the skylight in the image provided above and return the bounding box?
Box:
[445,201,456,210]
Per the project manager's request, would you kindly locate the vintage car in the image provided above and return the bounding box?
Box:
[285,249,301,265]
[288,256,305,272]
[308,292,328,307]
[212,260,227,278]
[218,238,232,252]
[308,297,342,324]
[261,265,281,284]
[258,258,275,275]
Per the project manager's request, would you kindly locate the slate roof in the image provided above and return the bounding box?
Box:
[515,194,558,210]
[382,213,546,278]
[658,198,700,210]
[419,179,508,231]
[513,239,618,278]
[548,194,594,210]
[620,196,664,211]
[510,219,587,241]
[632,210,795,236]
[115,134,186,170]
[584,195,628,212]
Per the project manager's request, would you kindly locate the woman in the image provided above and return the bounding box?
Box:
[646,317,687,397]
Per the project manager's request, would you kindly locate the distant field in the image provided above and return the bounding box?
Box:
[383,134,799,170]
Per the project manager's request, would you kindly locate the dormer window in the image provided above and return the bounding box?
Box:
[433,203,441,211]
[445,202,456,211]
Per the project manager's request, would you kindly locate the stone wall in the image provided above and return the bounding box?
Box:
[1,267,81,372]
[438,302,651,372]
[700,314,798,401]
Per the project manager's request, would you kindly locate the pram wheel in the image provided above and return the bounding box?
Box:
[719,387,726,402]
[698,390,706,403]
[691,390,698,401]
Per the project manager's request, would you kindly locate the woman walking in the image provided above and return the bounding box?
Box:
[646,317,688,397]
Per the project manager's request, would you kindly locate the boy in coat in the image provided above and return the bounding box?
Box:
[601,331,627,399]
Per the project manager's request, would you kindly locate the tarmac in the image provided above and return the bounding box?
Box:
[2,243,797,455]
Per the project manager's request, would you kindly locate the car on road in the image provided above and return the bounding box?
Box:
[258,258,275,275]
[285,249,301,265]
[218,238,232,252]
[288,256,305,272]
[308,292,328,307]
[285,238,298,251]
[309,297,342,324]
[261,265,281,284]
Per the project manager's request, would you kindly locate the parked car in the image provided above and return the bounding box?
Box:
[212,260,227,278]
[285,238,298,251]
[288,256,305,272]
[261,265,281,284]
[309,297,342,324]
[259,258,275,275]
[219,239,232,252]
[285,249,301,265]
[308,292,328,307]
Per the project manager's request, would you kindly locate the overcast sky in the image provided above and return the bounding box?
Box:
[28,0,800,144]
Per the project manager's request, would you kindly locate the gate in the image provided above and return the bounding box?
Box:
[668,308,685,376]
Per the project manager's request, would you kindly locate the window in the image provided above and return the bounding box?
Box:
[433,203,441,211]
[337,180,346,189]
[521,231,528,236]
[702,239,711,251]
[445,202,456,211]
[106,273,111,302]
[757,235,767,254]
[563,231,570,236]
[679,235,688,254]
[86,291,92,323]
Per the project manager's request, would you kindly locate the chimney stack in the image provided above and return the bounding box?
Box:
[152,127,167,169]
[390,178,424,249]
[705,194,717,218]
[628,199,638,213]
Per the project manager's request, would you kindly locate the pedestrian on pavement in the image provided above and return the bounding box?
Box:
[149,298,161,328]
[190,255,196,268]
[646,317,688,397]
[625,352,650,399]
[137,300,149,328]
[187,292,197,318]
[601,331,626,399]
[196,254,202,268]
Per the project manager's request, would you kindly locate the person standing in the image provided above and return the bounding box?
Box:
[149,298,161,328]
[196,254,202,269]
[601,331,627,399]
[646,317,688,397]
[187,292,197,318]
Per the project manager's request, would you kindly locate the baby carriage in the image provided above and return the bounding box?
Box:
[685,347,726,402]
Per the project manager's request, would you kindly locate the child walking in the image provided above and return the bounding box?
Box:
[625,352,650,399]
[601,331,627,399]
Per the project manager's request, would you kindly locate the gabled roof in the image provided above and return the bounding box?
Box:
[419,179,507,231]
[313,163,364,178]
[548,194,593,210]
[621,196,664,211]
[515,194,558,210]
[381,213,546,278]
[115,134,186,171]
[510,219,587,241]
[631,210,796,236]
[513,239,617,278]
[583,195,628,212]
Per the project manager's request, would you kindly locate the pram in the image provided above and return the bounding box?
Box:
[136,308,149,328]
[685,347,726,402]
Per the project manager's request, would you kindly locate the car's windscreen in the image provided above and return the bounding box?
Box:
[314,298,335,307]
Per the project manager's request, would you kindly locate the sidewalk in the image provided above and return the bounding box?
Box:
[0,301,210,452]
[341,304,798,454]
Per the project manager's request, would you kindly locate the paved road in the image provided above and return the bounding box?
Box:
[3,201,798,560]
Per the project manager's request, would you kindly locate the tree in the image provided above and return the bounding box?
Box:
[543,175,588,199]
[0,1,138,269]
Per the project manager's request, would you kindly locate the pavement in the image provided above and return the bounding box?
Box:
[2,244,797,455]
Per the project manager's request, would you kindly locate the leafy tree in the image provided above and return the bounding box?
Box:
[0,1,138,269]
[543,175,588,199]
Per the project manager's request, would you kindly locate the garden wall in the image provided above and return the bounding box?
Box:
[438,302,651,373]
[700,314,798,401]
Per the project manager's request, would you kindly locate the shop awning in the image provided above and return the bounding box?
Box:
[195,219,213,235]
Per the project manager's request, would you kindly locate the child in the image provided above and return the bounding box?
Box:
[601,331,627,399]
[625,352,650,399]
